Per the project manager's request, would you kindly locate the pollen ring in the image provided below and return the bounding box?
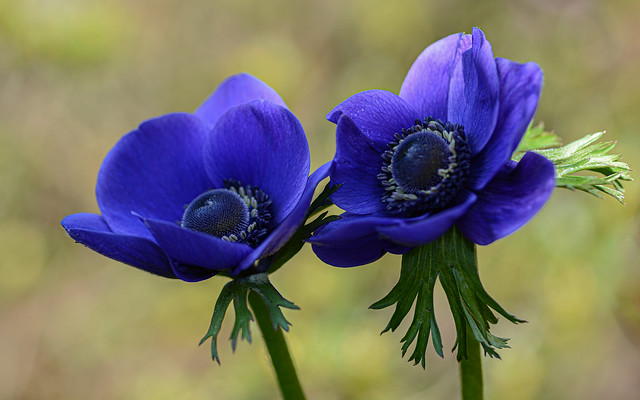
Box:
[181,179,273,247]
[378,117,471,216]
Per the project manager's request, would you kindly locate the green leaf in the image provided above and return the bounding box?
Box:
[230,285,253,351]
[199,280,235,364]
[372,227,522,367]
[200,273,298,364]
[447,228,524,325]
[514,127,632,204]
[371,242,440,368]
[515,123,562,153]
[248,273,299,332]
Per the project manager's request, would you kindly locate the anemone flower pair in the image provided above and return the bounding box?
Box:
[311,28,556,267]
[62,74,329,282]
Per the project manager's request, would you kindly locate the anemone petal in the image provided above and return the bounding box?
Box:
[467,59,543,190]
[234,162,331,273]
[310,213,409,267]
[457,152,555,245]
[142,216,253,271]
[327,90,418,145]
[96,113,212,239]
[203,100,310,225]
[169,263,218,283]
[447,28,500,156]
[61,213,178,279]
[330,116,390,214]
[195,73,287,127]
[376,190,477,247]
[400,32,471,121]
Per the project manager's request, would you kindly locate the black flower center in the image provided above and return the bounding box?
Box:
[391,132,450,192]
[181,180,272,247]
[378,117,471,216]
[182,190,249,236]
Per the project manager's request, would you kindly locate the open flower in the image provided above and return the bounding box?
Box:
[311,28,555,267]
[62,73,329,281]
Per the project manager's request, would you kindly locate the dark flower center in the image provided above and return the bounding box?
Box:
[378,117,471,216]
[181,180,272,247]
[391,132,450,191]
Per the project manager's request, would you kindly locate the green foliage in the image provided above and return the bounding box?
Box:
[371,228,523,368]
[200,273,299,364]
[515,123,562,152]
[515,124,632,204]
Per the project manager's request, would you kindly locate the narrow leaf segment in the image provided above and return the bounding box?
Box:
[371,227,523,368]
[200,273,299,364]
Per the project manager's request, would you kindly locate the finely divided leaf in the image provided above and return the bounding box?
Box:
[200,273,298,364]
[515,127,632,204]
[372,227,521,367]
[371,243,442,368]
[515,123,562,153]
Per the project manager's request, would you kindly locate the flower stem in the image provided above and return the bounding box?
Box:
[248,290,307,400]
[459,321,483,400]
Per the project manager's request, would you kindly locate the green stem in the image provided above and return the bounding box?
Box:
[248,291,307,400]
[459,321,484,400]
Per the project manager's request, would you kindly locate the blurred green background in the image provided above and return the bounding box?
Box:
[1,0,639,399]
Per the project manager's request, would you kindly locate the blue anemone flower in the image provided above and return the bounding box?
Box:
[62,73,329,282]
[311,28,556,267]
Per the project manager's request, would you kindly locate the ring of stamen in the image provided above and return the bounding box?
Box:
[378,117,470,216]
[181,180,273,247]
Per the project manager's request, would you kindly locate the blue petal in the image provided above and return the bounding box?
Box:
[170,263,218,283]
[203,100,310,225]
[96,113,212,239]
[310,213,410,268]
[456,152,555,245]
[61,213,177,279]
[327,90,418,145]
[447,28,500,156]
[142,216,253,272]
[467,59,543,190]
[399,32,470,121]
[194,73,287,127]
[234,162,331,273]
[376,190,477,247]
[330,116,388,214]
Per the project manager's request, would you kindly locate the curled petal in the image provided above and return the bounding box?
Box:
[194,73,287,127]
[400,32,470,121]
[457,152,555,245]
[142,216,253,272]
[235,162,332,273]
[468,59,543,190]
[331,116,388,214]
[327,90,418,146]
[61,213,177,279]
[447,27,500,156]
[204,100,310,225]
[169,263,217,283]
[376,191,477,247]
[96,113,212,239]
[310,213,409,267]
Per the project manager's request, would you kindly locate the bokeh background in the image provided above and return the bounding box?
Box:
[1,0,639,399]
